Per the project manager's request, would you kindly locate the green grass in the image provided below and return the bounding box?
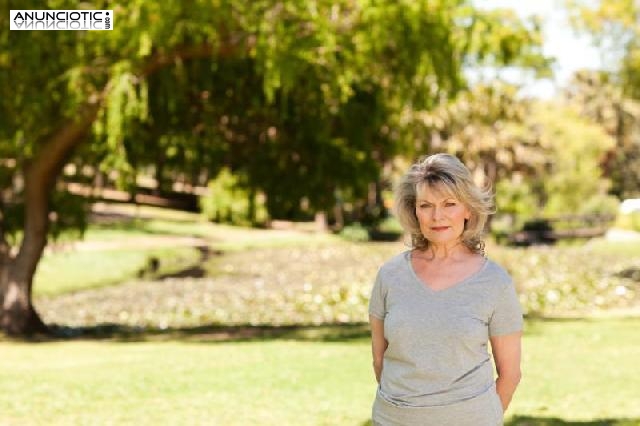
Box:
[34,247,202,297]
[10,204,640,424]
[1,318,639,425]
[92,203,205,223]
[33,233,339,299]
[32,202,340,297]
[582,239,640,257]
[0,335,374,425]
[512,318,640,424]
[86,202,341,248]
[32,235,640,328]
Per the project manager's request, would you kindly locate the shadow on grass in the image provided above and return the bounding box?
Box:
[15,316,639,343]
[360,417,640,426]
[152,245,219,280]
[506,416,640,425]
[33,322,372,343]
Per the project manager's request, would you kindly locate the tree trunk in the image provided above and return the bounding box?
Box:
[0,267,48,336]
[0,101,101,336]
[0,217,9,310]
[1,160,55,335]
[154,154,165,196]
[248,186,256,225]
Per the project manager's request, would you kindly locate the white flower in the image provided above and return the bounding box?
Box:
[546,290,560,303]
[615,286,627,296]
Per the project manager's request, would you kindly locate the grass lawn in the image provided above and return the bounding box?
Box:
[1,318,639,425]
[512,318,640,425]
[34,246,203,296]
[7,204,639,425]
[33,202,339,297]
[86,202,339,250]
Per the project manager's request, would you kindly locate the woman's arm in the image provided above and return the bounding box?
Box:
[490,331,522,412]
[370,315,388,383]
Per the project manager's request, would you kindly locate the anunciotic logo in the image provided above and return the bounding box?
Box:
[10,10,114,31]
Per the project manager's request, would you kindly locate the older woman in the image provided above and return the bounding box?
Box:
[369,153,523,426]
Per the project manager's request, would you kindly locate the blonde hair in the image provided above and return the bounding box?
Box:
[394,153,495,254]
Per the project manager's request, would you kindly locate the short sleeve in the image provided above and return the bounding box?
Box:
[368,270,386,320]
[489,280,523,336]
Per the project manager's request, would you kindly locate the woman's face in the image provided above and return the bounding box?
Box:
[414,183,470,246]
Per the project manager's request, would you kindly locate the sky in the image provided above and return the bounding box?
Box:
[473,0,604,99]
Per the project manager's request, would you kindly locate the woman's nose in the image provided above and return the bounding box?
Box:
[431,206,442,220]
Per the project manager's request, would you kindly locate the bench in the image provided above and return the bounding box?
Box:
[507,214,616,246]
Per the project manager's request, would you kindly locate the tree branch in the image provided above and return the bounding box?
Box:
[140,35,249,78]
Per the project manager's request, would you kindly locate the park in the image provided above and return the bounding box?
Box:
[2,1,640,425]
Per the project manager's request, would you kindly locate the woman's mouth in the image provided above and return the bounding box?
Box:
[431,226,450,232]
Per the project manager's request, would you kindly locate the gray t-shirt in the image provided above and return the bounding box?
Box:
[369,250,523,407]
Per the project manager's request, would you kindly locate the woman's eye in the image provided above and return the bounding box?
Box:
[445,202,456,207]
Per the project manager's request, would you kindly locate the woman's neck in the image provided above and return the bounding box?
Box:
[416,240,470,261]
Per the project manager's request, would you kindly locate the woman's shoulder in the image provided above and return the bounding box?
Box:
[483,258,515,288]
[377,250,411,277]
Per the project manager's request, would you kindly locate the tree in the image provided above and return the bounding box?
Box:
[566,0,640,198]
[406,78,617,228]
[531,102,616,215]
[1,0,546,335]
[562,71,640,199]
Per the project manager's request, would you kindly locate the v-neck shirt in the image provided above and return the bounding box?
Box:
[408,252,489,293]
[369,250,523,407]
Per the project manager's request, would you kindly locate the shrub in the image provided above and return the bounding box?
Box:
[200,168,267,226]
[579,194,620,216]
[338,223,370,242]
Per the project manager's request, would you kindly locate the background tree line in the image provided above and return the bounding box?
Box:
[0,0,638,335]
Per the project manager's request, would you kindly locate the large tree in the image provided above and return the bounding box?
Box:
[1,0,545,335]
[566,0,640,198]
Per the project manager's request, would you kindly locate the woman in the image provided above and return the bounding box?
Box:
[369,153,523,426]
